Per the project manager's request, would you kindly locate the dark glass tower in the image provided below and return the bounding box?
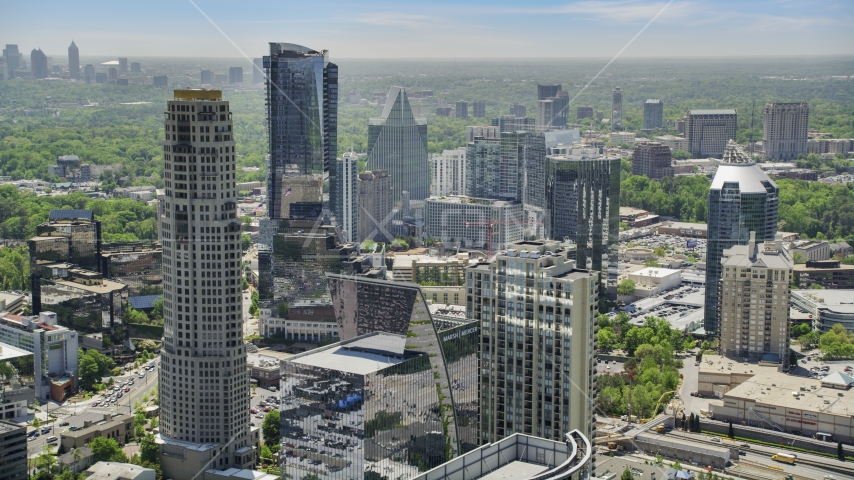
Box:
[264,43,338,219]
[366,86,429,204]
[546,151,621,299]
[704,141,779,336]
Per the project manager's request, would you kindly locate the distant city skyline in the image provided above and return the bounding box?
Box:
[2,0,852,58]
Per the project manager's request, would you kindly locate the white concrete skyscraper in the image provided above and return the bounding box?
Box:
[157,90,255,479]
[67,41,79,80]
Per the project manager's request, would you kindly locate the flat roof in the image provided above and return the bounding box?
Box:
[792,289,854,314]
[723,370,854,417]
[0,342,32,361]
[85,461,153,478]
[698,354,778,376]
[631,267,681,279]
[479,461,549,480]
[688,109,736,115]
[711,163,775,193]
[51,277,127,295]
[0,420,25,434]
[289,334,410,375]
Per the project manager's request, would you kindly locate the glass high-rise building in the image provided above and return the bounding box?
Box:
[611,87,623,131]
[366,86,429,204]
[545,146,620,298]
[157,90,254,478]
[643,99,663,130]
[264,43,338,219]
[67,41,79,80]
[335,152,358,243]
[704,141,779,336]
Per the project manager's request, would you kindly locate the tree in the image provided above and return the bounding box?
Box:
[672,150,690,160]
[809,283,824,289]
[241,233,252,252]
[72,447,83,473]
[621,467,635,480]
[644,259,661,268]
[140,434,160,464]
[728,421,734,438]
[262,409,280,445]
[839,441,844,460]
[90,437,128,463]
[32,416,41,428]
[672,461,683,471]
[260,444,273,459]
[791,323,811,338]
[597,327,618,352]
[617,279,636,296]
[653,247,667,258]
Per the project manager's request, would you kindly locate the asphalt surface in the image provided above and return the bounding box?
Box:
[249,385,279,428]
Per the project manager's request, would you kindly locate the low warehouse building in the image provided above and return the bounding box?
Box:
[708,369,854,443]
[633,433,731,469]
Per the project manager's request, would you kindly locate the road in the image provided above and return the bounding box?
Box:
[27,366,159,456]
[666,430,854,480]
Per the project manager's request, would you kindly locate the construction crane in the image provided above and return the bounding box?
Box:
[462,218,542,257]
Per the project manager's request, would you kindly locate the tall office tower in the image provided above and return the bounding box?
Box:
[762,102,809,161]
[611,87,623,131]
[228,66,243,84]
[335,152,358,243]
[157,90,253,478]
[131,61,141,73]
[200,70,213,84]
[152,75,167,87]
[30,209,101,272]
[118,57,127,74]
[252,58,264,84]
[366,86,428,204]
[545,145,621,297]
[430,147,467,196]
[83,64,95,84]
[631,142,673,179]
[3,45,21,80]
[455,100,469,119]
[577,106,593,119]
[643,99,663,130]
[472,100,486,118]
[719,232,792,366]
[264,43,338,219]
[470,240,598,443]
[357,170,393,242]
[704,141,778,337]
[107,67,118,82]
[686,109,738,158]
[510,103,527,117]
[67,41,79,80]
[30,48,48,79]
[492,115,536,134]
[537,84,568,129]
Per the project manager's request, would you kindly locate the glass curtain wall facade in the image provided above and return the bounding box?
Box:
[704,160,779,336]
[545,156,620,297]
[264,43,338,219]
[100,244,163,296]
[366,86,429,204]
[325,275,480,452]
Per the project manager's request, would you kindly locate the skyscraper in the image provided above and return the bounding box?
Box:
[685,109,738,158]
[456,100,469,119]
[131,61,141,73]
[509,103,527,117]
[546,145,621,297]
[200,70,213,84]
[631,142,673,179]
[30,48,48,79]
[472,100,486,118]
[335,152,358,243]
[643,99,663,130]
[719,232,792,366]
[366,86,429,204]
[157,89,254,478]
[577,106,593,119]
[704,141,779,337]
[83,64,95,83]
[357,170,393,242]
[252,58,264,84]
[264,43,338,219]
[471,240,598,443]
[430,148,467,196]
[611,87,623,131]
[762,102,809,161]
[228,66,243,84]
[118,57,127,74]
[537,84,568,129]
[67,41,79,80]
[3,45,21,80]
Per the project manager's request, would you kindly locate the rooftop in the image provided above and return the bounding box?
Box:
[711,163,776,194]
[51,277,127,295]
[84,461,153,479]
[631,267,681,279]
[0,420,24,434]
[792,289,854,314]
[698,354,778,376]
[688,109,737,115]
[63,414,133,439]
[0,342,32,362]
[722,370,854,416]
[288,333,412,375]
[426,195,516,207]
[203,468,280,480]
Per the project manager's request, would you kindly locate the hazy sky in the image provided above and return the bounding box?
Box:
[3,0,853,59]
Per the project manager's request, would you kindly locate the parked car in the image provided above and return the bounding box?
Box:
[250,408,258,414]
[46,436,58,444]
[59,422,69,427]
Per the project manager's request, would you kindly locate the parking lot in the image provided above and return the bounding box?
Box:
[250,385,280,427]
